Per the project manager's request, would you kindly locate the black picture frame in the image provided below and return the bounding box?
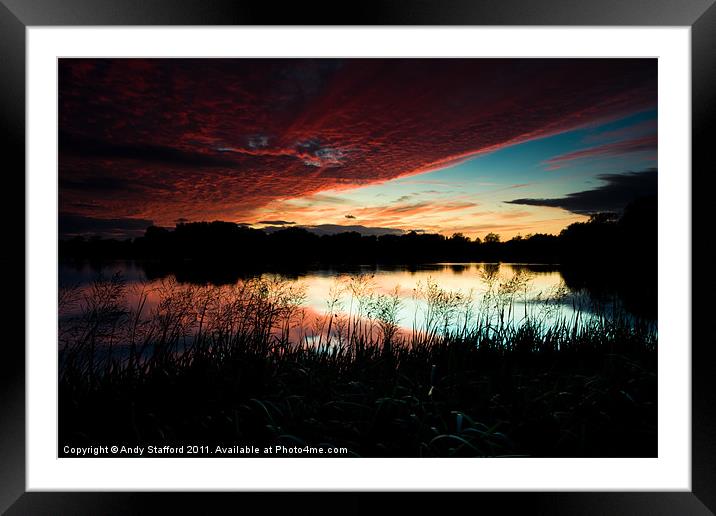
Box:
[2,1,713,514]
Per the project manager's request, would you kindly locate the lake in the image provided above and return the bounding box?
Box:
[59,261,656,346]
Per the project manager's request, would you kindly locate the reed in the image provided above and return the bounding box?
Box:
[58,271,657,457]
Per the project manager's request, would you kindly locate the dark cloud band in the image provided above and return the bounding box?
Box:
[505,169,657,214]
[59,213,154,238]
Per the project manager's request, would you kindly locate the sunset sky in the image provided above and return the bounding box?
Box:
[59,58,657,240]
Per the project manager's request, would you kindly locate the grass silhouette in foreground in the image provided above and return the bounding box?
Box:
[59,271,656,458]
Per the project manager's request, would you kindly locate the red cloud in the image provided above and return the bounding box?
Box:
[584,118,657,143]
[59,59,657,228]
[544,134,657,170]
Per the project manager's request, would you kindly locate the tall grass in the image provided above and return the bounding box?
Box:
[58,271,657,457]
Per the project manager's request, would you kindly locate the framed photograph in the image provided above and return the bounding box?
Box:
[2,0,714,513]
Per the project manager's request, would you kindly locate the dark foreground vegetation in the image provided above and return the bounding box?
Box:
[59,274,656,458]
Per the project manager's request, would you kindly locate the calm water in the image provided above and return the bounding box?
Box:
[59,261,655,337]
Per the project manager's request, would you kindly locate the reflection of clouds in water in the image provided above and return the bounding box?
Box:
[58,262,648,337]
[268,264,606,333]
[59,260,148,287]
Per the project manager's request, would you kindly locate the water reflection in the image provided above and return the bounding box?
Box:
[59,260,656,332]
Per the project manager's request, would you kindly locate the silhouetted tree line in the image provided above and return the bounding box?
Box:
[60,196,657,318]
[60,196,656,268]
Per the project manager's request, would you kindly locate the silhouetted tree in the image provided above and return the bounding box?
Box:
[484,232,501,244]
